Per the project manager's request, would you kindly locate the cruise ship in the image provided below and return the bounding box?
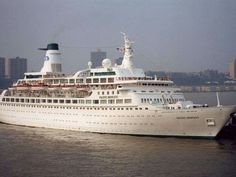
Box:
[0,34,236,138]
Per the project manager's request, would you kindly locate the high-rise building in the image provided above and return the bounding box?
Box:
[229,59,236,80]
[0,57,5,78]
[115,57,123,65]
[6,57,27,80]
[90,49,106,68]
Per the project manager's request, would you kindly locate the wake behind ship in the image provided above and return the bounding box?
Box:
[0,34,236,138]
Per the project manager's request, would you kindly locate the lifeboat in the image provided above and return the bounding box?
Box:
[76,84,90,91]
[31,86,47,91]
[16,85,30,91]
[48,86,62,91]
[61,85,75,91]
[8,87,16,91]
[31,83,48,91]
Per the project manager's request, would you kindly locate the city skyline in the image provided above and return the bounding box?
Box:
[0,0,236,73]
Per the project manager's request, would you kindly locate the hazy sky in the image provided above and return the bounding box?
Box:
[0,0,236,73]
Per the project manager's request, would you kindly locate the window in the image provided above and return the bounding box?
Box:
[94,72,116,76]
[93,78,99,83]
[100,100,107,104]
[86,79,91,83]
[72,100,77,104]
[108,100,115,104]
[100,78,106,83]
[76,79,83,83]
[47,99,52,103]
[93,100,99,104]
[124,99,132,104]
[116,99,123,104]
[59,100,64,103]
[66,100,71,104]
[108,78,114,83]
[54,80,59,84]
[53,99,58,103]
[69,79,74,84]
[86,100,91,104]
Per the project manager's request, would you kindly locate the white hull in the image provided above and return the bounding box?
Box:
[0,103,235,138]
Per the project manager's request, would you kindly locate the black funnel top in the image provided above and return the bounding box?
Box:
[39,43,59,50]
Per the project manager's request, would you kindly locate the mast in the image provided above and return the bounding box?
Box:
[121,33,134,69]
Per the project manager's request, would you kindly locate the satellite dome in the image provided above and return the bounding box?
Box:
[102,59,112,68]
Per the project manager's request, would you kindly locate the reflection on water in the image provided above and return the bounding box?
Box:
[0,123,236,177]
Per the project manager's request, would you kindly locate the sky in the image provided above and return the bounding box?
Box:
[0,0,236,73]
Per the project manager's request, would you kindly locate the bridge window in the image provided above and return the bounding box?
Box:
[93,78,99,83]
[69,79,74,84]
[108,78,114,83]
[100,78,106,83]
[86,79,91,83]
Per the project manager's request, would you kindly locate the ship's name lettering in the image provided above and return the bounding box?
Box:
[176,116,199,119]
[99,96,118,99]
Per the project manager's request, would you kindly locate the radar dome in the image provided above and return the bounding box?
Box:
[102,59,112,68]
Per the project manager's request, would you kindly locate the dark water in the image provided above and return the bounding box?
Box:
[0,92,236,177]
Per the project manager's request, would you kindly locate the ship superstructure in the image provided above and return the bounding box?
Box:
[0,34,236,138]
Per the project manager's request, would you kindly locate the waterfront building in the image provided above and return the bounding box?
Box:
[5,57,27,80]
[115,57,123,65]
[90,49,106,68]
[0,57,5,78]
[229,59,236,80]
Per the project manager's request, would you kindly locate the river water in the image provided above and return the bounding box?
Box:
[0,92,236,177]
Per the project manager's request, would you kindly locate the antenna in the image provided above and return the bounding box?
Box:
[216,92,221,107]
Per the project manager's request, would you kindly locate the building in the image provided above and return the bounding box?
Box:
[229,59,236,80]
[0,57,5,78]
[115,57,123,65]
[90,49,106,68]
[5,57,27,80]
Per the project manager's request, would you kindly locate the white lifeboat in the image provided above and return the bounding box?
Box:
[8,87,16,91]
[16,85,30,91]
[61,85,75,91]
[31,83,48,91]
[48,86,61,91]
